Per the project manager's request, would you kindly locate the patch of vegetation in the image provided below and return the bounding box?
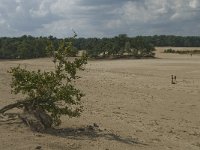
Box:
[164,49,176,53]
[0,35,87,131]
[84,35,155,59]
[164,48,200,54]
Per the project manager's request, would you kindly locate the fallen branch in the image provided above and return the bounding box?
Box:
[0,100,28,114]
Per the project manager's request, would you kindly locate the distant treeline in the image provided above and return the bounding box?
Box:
[143,35,200,47]
[0,34,200,59]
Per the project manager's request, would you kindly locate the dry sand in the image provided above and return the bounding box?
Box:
[0,48,200,150]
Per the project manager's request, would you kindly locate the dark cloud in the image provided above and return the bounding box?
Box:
[0,0,200,37]
[78,0,130,6]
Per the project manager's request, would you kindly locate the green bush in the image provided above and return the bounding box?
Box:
[1,36,87,127]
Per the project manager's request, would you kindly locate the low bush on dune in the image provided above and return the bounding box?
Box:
[164,48,200,54]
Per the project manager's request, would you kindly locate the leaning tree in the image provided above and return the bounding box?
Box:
[0,35,87,131]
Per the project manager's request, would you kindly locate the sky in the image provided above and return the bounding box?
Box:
[0,0,200,37]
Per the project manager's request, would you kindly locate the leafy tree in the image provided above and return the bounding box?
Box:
[124,41,131,53]
[109,37,121,56]
[0,36,87,129]
[130,36,155,57]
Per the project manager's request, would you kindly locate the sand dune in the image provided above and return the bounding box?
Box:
[0,48,200,150]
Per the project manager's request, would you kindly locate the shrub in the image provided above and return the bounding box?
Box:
[0,35,87,128]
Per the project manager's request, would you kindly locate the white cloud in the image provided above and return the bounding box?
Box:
[29,0,50,18]
[0,0,199,37]
[49,0,79,17]
[189,0,200,8]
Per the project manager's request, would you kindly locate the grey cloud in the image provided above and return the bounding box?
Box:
[78,0,131,6]
[0,0,200,37]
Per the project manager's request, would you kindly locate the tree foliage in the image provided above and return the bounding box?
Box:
[0,36,87,127]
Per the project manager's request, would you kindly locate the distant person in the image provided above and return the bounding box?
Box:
[190,53,192,57]
[174,76,176,83]
[171,75,174,84]
[171,75,176,84]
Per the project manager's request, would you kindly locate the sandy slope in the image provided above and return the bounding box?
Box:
[0,48,200,150]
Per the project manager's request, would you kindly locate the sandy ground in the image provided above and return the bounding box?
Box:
[0,48,200,150]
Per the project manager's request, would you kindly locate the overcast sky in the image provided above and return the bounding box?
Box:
[0,0,200,37]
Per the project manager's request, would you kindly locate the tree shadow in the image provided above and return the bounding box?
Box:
[0,113,147,146]
[44,125,147,146]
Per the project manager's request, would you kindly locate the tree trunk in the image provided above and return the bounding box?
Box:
[0,101,53,132]
[19,107,53,132]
